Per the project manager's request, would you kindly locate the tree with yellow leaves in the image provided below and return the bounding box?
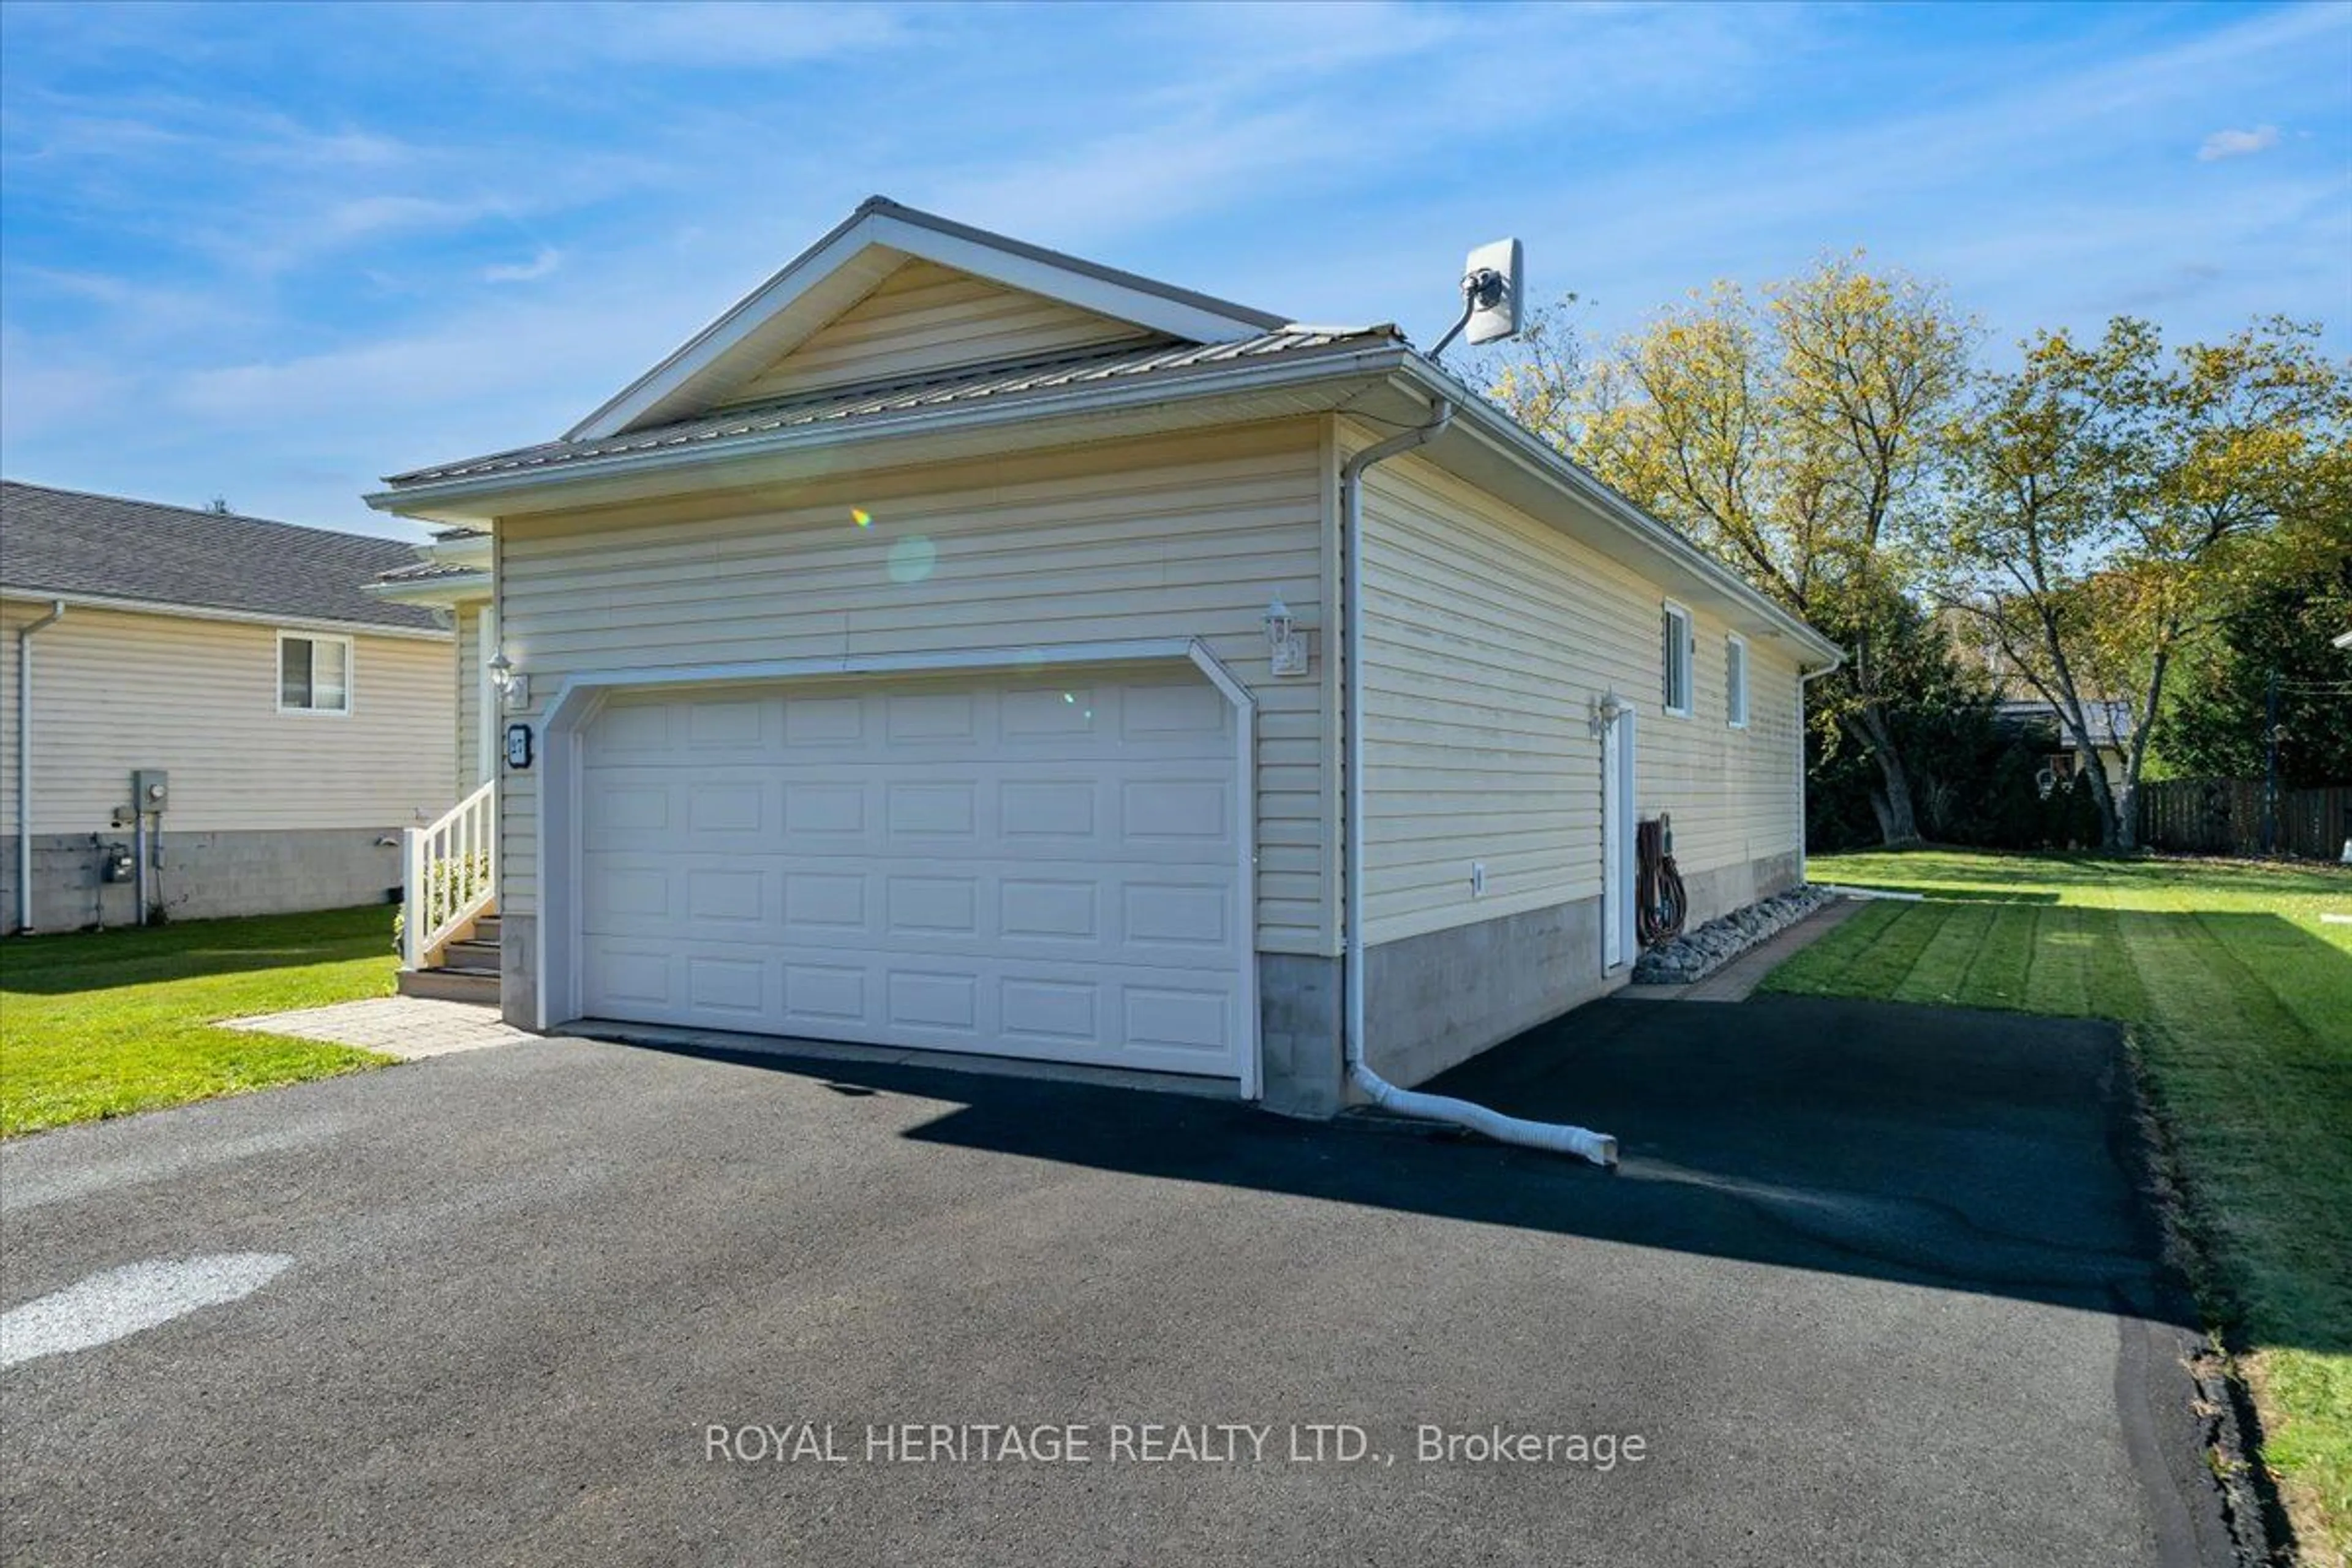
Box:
[1935,316,2351,848]
[1490,255,1972,844]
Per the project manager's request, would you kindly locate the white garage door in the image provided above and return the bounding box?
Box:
[578,670,1246,1079]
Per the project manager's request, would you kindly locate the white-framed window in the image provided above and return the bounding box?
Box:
[277,631,352,715]
[1661,601,1693,717]
[1725,632,1749,729]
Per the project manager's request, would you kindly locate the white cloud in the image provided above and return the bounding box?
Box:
[484,246,563,284]
[2199,124,2281,161]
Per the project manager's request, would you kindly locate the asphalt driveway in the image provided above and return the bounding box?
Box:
[1,996,2238,1566]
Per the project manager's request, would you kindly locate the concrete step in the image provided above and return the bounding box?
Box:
[442,939,500,970]
[472,916,502,943]
[398,967,500,1005]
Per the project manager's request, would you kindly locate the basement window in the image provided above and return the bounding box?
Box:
[1661,602,1693,717]
[1725,633,1749,729]
[278,631,352,715]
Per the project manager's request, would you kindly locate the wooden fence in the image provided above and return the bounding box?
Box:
[2137,777,2352,861]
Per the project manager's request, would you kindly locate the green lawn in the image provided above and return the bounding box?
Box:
[1,905,401,1137]
[1767,849,2352,1562]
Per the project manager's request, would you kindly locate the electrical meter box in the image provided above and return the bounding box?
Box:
[132,769,170,813]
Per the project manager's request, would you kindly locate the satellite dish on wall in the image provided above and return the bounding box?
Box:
[1431,237,1525,358]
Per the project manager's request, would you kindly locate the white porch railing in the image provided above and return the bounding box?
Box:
[402,779,496,970]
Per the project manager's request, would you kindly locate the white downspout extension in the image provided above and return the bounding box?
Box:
[15,601,66,933]
[1340,403,1617,1168]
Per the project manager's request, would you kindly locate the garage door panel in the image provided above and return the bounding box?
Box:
[999,878,1100,944]
[783,871,869,934]
[580,673,1243,1079]
[685,697,767,750]
[1123,983,1235,1055]
[782,782,872,841]
[884,874,981,938]
[783,962,866,1027]
[885,690,980,743]
[886,970,979,1034]
[1123,881,1229,948]
[685,955,767,1017]
[999,778,1101,839]
[1121,681,1227,739]
[1120,777,1230,843]
[883,780,979,839]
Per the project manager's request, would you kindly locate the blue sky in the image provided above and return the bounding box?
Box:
[2,1,2346,540]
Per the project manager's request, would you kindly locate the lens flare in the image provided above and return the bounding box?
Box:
[885,534,938,584]
[851,508,872,528]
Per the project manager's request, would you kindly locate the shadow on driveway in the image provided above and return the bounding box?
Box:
[634,993,2190,1332]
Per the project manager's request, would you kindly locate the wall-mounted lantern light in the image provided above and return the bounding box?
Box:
[1265,596,1310,678]
[488,650,530,711]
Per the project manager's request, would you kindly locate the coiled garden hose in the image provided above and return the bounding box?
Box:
[1637,813,1687,946]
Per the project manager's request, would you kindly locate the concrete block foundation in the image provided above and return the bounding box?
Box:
[1360,895,1613,1094]
[4,829,405,934]
[1257,952,1344,1118]
[1676,848,1804,930]
[499,913,538,1029]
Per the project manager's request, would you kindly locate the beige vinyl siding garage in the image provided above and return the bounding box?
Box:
[455,600,485,791]
[1354,447,1804,947]
[0,598,455,834]
[722,259,1157,405]
[492,419,1331,953]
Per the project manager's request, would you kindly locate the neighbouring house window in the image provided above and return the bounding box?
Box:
[278,632,352,714]
[1661,602,1693,717]
[1725,633,1749,728]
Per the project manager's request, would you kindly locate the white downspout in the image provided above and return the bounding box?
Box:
[1340,404,1616,1167]
[15,600,66,933]
[1794,653,1845,884]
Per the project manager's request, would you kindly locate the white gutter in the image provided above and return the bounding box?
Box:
[369,341,1414,517]
[363,570,492,606]
[15,600,64,932]
[1340,403,1617,1168]
[0,589,450,643]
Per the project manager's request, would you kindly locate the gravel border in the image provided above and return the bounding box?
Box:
[1632,883,1842,984]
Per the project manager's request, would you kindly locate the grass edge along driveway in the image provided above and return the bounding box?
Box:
[1,905,400,1137]
[1766,848,2350,1565]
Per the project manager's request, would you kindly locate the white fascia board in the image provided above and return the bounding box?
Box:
[564,219,896,441]
[427,533,494,567]
[1396,363,1845,668]
[363,570,492,606]
[567,208,1280,444]
[0,589,452,641]
[369,341,1411,521]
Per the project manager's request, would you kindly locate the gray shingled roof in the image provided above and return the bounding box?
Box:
[1,481,444,631]
[385,328,1396,487]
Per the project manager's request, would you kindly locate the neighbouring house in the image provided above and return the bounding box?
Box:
[367,197,1840,1117]
[2,481,457,933]
[1943,608,2136,795]
[1995,696,2135,796]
